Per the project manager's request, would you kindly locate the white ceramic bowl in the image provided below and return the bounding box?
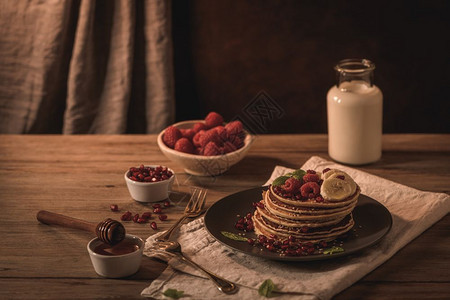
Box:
[157,120,254,176]
[124,165,175,202]
[87,234,144,278]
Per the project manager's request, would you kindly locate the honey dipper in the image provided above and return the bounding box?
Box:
[37,210,126,245]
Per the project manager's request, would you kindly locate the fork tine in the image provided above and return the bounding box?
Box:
[184,187,202,213]
[184,188,199,213]
[194,189,207,212]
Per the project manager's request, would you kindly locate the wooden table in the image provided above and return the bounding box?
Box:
[0,134,449,299]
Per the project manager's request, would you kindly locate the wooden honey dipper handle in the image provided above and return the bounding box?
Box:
[37,210,126,245]
[37,210,96,233]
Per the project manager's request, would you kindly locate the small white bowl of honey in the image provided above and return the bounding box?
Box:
[87,234,144,278]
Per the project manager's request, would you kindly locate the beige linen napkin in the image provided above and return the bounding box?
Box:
[142,156,450,300]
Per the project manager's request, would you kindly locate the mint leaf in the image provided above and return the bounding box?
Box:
[272,175,290,186]
[163,288,184,299]
[288,169,306,180]
[221,231,248,242]
[323,246,344,255]
[273,169,306,186]
[258,279,276,297]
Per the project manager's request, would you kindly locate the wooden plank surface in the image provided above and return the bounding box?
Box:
[0,134,449,299]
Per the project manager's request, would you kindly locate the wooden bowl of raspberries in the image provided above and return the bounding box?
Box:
[157,112,254,176]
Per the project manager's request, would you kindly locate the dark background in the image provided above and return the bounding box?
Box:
[172,0,450,134]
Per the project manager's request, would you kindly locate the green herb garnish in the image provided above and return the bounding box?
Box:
[258,279,277,297]
[323,246,345,255]
[163,288,184,299]
[286,169,306,180]
[272,169,306,186]
[221,231,248,242]
[272,175,290,186]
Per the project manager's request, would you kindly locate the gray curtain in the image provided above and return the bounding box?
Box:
[0,0,175,134]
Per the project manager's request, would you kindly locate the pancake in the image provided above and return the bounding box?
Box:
[251,168,360,243]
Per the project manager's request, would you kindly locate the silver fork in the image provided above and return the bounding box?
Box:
[154,240,238,294]
[157,187,207,241]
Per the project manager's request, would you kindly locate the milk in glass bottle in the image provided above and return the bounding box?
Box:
[327,59,383,165]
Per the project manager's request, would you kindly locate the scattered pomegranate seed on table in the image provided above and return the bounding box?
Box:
[110,204,119,212]
[132,214,140,223]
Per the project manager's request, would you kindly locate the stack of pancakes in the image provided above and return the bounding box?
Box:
[252,169,360,243]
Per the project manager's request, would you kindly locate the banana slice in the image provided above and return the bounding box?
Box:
[321,176,356,201]
[322,169,350,180]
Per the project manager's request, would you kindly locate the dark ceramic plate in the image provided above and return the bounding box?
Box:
[204,186,392,261]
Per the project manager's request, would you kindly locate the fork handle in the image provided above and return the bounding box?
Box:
[176,252,238,294]
[158,215,189,241]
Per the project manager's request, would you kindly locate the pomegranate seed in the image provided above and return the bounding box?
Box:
[246,224,254,231]
[237,218,245,224]
[158,214,168,221]
[247,238,255,245]
[323,168,331,173]
[246,212,252,219]
[120,211,132,221]
[256,202,264,209]
[266,244,275,251]
[163,200,171,207]
[132,214,139,223]
[141,212,152,219]
[137,218,147,223]
[307,247,315,254]
[235,223,244,230]
[110,204,119,212]
[150,222,157,230]
[337,175,345,180]
[152,203,161,209]
[258,235,267,243]
[153,207,162,214]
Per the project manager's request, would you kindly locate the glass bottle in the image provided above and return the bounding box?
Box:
[327,59,383,165]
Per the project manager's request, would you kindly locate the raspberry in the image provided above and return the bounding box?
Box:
[229,134,243,148]
[195,147,204,155]
[180,128,195,140]
[163,126,182,148]
[174,137,195,154]
[303,173,320,183]
[193,130,206,147]
[203,141,221,156]
[193,122,208,133]
[222,141,237,153]
[225,120,243,135]
[300,182,320,198]
[214,125,228,142]
[205,112,224,128]
[282,177,302,193]
[199,129,222,147]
